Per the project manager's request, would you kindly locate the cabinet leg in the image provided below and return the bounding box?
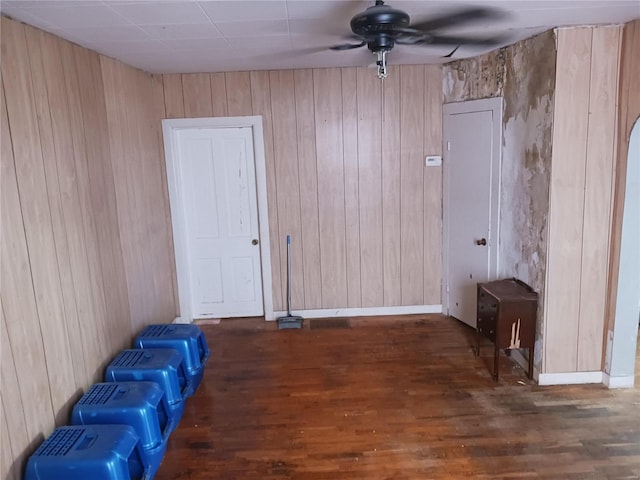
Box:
[475,327,480,357]
[493,347,499,381]
[528,347,534,379]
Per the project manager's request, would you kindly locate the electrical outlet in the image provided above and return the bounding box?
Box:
[425,155,442,167]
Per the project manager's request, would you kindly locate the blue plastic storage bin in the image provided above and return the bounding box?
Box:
[25,425,149,480]
[135,324,210,394]
[105,349,190,424]
[72,382,173,478]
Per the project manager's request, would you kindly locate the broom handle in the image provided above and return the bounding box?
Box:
[286,235,292,316]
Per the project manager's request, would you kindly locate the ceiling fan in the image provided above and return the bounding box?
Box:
[330,0,507,79]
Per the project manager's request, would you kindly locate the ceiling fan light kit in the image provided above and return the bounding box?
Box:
[330,0,506,80]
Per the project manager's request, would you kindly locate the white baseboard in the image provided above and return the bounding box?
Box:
[271,304,442,320]
[538,371,603,386]
[603,372,635,389]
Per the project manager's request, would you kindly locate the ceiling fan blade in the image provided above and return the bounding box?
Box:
[330,41,366,51]
[442,45,461,58]
[410,7,504,32]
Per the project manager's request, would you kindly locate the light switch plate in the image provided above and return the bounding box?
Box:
[425,155,442,167]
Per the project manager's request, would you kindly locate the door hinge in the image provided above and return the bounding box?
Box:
[446,141,451,151]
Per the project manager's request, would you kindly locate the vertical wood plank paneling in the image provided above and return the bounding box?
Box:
[103,58,177,329]
[136,67,177,324]
[162,73,185,118]
[381,71,402,306]
[313,68,348,308]
[225,71,252,116]
[63,43,112,376]
[544,28,592,373]
[102,59,149,331]
[75,45,132,354]
[2,18,177,474]
[173,67,443,313]
[210,72,228,117]
[152,74,180,314]
[42,37,110,378]
[399,65,425,305]
[577,27,621,371]
[251,71,283,310]
[1,398,16,480]
[269,70,304,309]
[356,68,384,307]
[342,67,362,308]
[423,65,443,304]
[293,69,322,308]
[39,34,95,383]
[2,18,77,418]
[0,67,54,438]
[25,28,85,389]
[1,306,30,480]
[182,73,213,117]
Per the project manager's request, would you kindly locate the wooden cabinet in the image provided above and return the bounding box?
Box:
[476,278,538,380]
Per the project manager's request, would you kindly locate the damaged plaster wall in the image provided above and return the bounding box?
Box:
[442,31,557,371]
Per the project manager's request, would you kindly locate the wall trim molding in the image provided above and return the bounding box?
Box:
[602,372,635,389]
[272,305,443,320]
[537,371,603,386]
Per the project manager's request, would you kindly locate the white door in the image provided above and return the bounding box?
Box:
[176,126,263,318]
[443,98,502,327]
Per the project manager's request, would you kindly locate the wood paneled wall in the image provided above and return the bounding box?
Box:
[543,26,622,374]
[1,17,176,479]
[606,19,640,341]
[162,66,443,312]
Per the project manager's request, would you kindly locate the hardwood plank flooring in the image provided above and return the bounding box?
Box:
[156,315,640,480]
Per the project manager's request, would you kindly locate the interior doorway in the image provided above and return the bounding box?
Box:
[162,116,274,322]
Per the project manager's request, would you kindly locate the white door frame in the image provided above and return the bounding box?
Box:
[442,97,503,314]
[162,116,274,322]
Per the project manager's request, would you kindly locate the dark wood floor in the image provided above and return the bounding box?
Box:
[155,315,640,480]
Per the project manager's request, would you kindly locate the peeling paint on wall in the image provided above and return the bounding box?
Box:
[443,30,557,372]
[500,31,556,372]
[443,48,506,103]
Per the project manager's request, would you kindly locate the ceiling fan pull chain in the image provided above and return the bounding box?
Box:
[381,75,385,121]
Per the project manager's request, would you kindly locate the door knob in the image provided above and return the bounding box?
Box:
[252,239,259,245]
[476,238,487,246]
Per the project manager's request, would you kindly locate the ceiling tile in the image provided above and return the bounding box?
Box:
[214,19,289,37]
[141,23,222,39]
[3,0,639,74]
[5,1,103,7]
[19,4,133,28]
[109,2,211,25]
[285,0,367,20]
[92,39,168,56]
[56,25,151,43]
[198,1,287,22]
[158,37,229,49]
[226,34,292,48]
[288,18,349,36]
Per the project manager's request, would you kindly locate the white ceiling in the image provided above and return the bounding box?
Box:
[2,0,639,74]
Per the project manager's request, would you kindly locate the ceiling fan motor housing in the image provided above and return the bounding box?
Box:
[350,1,410,52]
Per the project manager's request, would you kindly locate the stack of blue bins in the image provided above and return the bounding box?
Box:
[25,323,210,480]
[106,348,191,425]
[135,324,210,393]
[71,382,172,479]
[25,425,148,480]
